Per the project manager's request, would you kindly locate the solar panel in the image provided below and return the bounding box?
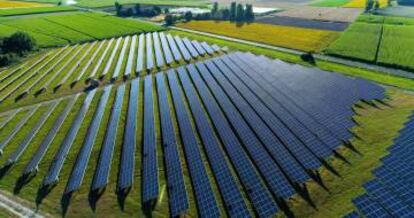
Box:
[155,73,188,216]
[165,70,220,217]
[92,84,125,190]
[23,95,79,175]
[182,37,199,58]
[5,100,59,166]
[136,34,145,74]
[125,35,137,78]
[174,36,191,62]
[166,34,182,62]
[65,85,112,193]
[159,32,174,65]
[344,211,360,218]
[142,75,159,203]
[42,89,96,186]
[216,57,332,161]
[0,105,39,153]
[175,67,251,217]
[203,60,309,183]
[118,78,140,190]
[101,37,123,78]
[73,40,106,83]
[42,43,92,91]
[0,64,25,84]
[200,42,214,55]
[211,44,220,52]
[0,108,21,131]
[146,33,154,71]
[191,40,206,56]
[88,38,114,79]
[113,36,130,80]
[152,32,164,68]
[193,63,294,200]
[353,194,391,218]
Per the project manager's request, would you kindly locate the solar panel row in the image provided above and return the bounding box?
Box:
[101,37,123,78]
[74,39,106,83]
[159,32,173,65]
[152,32,164,68]
[125,35,137,78]
[113,36,130,80]
[89,38,114,79]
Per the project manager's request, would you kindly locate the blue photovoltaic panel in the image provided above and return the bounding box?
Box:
[200,42,214,55]
[92,84,126,190]
[193,62,294,201]
[118,78,140,190]
[167,34,182,62]
[89,38,114,79]
[146,33,154,71]
[344,211,360,218]
[353,194,391,218]
[113,36,130,80]
[203,60,309,183]
[214,57,328,166]
[174,36,191,62]
[136,34,145,73]
[166,70,220,217]
[23,96,78,175]
[0,105,39,152]
[152,32,164,68]
[43,89,97,186]
[191,40,206,56]
[125,35,137,77]
[159,32,173,65]
[73,40,105,83]
[155,73,188,216]
[101,37,122,78]
[182,38,199,58]
[6,101,59,165]
[175,67,250,217]
[185,64,280,217]
[211,44,220,52]
[142,75,159,202]
[65,85,112,193]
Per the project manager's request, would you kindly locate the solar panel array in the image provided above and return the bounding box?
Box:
[348,113,414,218]
[0,32,221,103]
[0,52,385,217]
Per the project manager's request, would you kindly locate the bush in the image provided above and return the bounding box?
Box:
[165,14,174,26]
[0,53,18,67]
[2,32,36,54]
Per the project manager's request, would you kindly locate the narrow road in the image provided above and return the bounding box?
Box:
[0,191,44,218]
[171,26,414,79]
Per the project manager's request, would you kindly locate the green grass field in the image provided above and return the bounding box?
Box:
[0,12,163,47]
[311,0,351,7]
[0,6,77,16]
[326,14,414,70]
[15,0,208,8]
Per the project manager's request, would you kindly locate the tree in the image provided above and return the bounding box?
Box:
[244,4,254,21]
[365,0,374,11]
[164,8,169,14]
[126,8,133,16]
[184,11,193,22]
[2,32,36,54]
[165,14,174,26]
[153,6,162,14]
[212,2,219,15]
[236,3,244,21]
[230,2,237,21]
[374,0,380,10]
[115,2,122,16]
[221,8,230,20]
[134,4,141,15]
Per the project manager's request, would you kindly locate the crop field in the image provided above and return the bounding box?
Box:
[276,6,362,22]
[326,14,414,70]
[344,0,388,8]
[0,0,49,8]
[0,12,163,47]
[176,21,341,52]
[15,0,208,8]
[0,32,222,110]
[255,15,349,31]
[0,46,393,217]
[312,0,389,7]
[0,6,77,16]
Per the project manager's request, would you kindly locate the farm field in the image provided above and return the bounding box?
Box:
[0,12,163,47]
[344,0,388,8]
[0,48,392,217]
[0,6,77,16]
[176,21,341,52]
[276,6,362,22]
[0,0,49,8]
[311,0,389,7]
[326,14,414,70]
[15,0,208,8]
[255,15,349,31]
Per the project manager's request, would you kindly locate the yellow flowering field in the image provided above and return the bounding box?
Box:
[0,0,50,9]
[176,21,341,52]
[344,0,388,8]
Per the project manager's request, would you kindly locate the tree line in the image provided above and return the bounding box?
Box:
[0,32,36,67]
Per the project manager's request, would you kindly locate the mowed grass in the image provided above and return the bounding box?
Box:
[285,89,414,217]
[344,0,388,7]
[326,14,414,70]
[0,12,164,47]
[176,21,341,52]
[311,0,351,7]
[0,0,49,8]
[0,6,76,16]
